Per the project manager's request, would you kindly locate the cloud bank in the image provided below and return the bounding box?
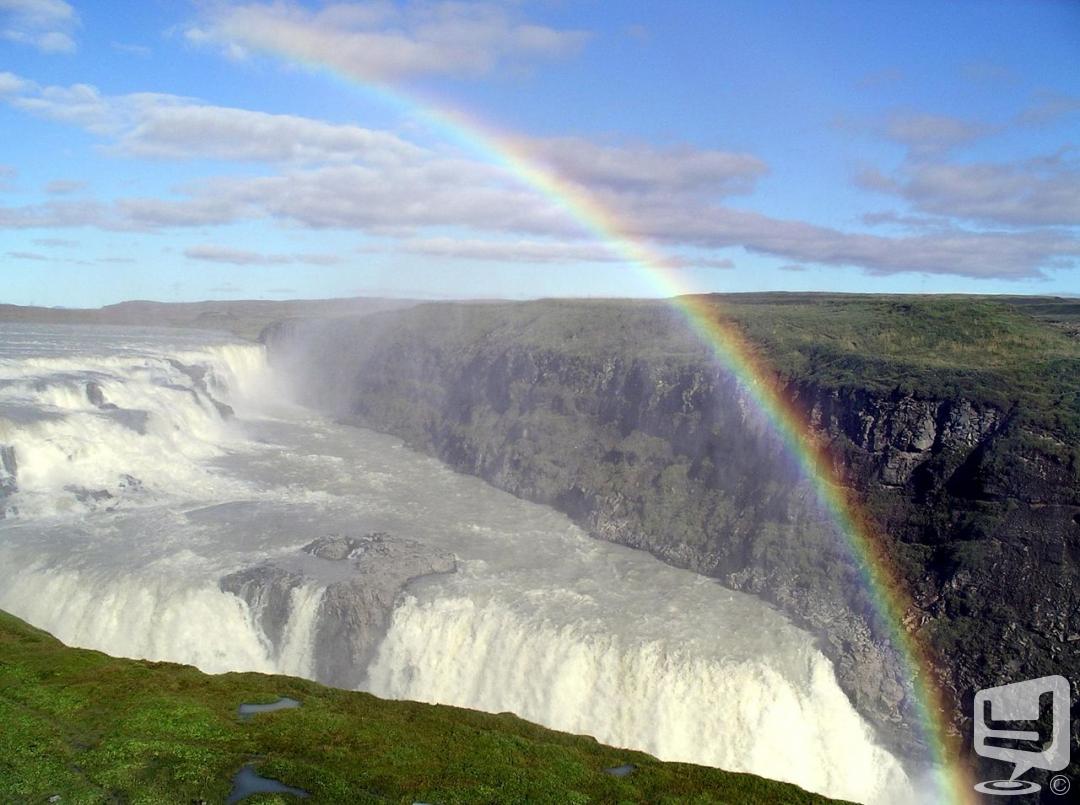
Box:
[185,1,590,79]
[0,69,1077,281]
[0,0,76,53]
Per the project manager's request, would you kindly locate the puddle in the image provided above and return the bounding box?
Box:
[604,764,636,778]
[226,764,309,803]
[238,697,301,719]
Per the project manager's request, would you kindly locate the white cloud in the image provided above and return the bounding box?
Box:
[186,1,590,79]
[44,178,86,194]
[111,41,151,57]
[1017,90,1080,127]
[858,143,1080,228]
[0,0,76,53]
[2,73,424,165]
[184,244,341,266]
[401,237,621,264]
[0,71,1076,280]
[116,196,249,230]
[0,71,32,94]
[0,199,109,229]
[10,82,116,133]
[521,137,767,195]
[118,103,424,164]
[882,112,988,156]
[400,237,735,269]
[206,163,580,237]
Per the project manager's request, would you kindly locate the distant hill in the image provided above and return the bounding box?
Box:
[0,297,420,340]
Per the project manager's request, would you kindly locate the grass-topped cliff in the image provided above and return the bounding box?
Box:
[714,294,1080,443]
[263,293,1080,773]
[0,610,842,804]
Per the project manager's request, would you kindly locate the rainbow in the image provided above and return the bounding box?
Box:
[241,43,972,803]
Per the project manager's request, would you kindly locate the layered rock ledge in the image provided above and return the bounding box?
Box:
[261,296,1080,767]
[221,533,456,688]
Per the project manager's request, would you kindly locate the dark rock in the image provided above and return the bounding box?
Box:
[0,444,17,519]
[221,533,455,688]
[220,565,303,654]
[64,485,113,506]
[86,380,106,407]
[118,474,143,491]
[0,444,16,498]
[86,380,118,411]
[167,358,234,419]
[166,358,208,385]
[264,308,1080,767]
[303,534,377,561]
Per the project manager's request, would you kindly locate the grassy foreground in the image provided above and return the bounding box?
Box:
[0,611,846,804]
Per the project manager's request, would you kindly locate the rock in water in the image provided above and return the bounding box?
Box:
[166,357,235,419]
[0,445,17,513]
[221,533,456,688]
[220,565,302,654]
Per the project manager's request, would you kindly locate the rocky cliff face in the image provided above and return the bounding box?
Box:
[0,444,17,518]
[263,303,1080,771]
[221,533,456,689]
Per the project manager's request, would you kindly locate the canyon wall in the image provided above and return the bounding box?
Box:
[263,298,1080,764]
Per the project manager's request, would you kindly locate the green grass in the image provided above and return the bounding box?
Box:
[361,293,1080,443]
[707,295,1080,452]
[0,610,846,804]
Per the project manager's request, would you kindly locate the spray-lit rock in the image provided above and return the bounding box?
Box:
[221,533,456,688]
[0,445,16,517]
[86,380,118,410]
[220,565,301,654]
[167,358,235,419]
[262,299,1080,764]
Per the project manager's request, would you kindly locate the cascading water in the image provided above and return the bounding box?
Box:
[0,322,915,804]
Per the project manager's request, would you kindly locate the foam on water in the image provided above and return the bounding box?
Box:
[368,594,910,803]
[277,584,327,679]
[0,325,269,518]
[0,323,917,804]
[0,556,274,674]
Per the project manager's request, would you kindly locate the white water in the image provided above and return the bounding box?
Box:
[0,323,916,804]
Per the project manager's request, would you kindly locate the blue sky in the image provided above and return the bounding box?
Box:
[0,0,1078,306]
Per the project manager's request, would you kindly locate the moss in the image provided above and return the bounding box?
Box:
[0,610,846,804]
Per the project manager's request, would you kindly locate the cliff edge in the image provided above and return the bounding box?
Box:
[263,294,1080,770]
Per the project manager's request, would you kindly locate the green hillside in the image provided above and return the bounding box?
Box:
[0,610,846,804]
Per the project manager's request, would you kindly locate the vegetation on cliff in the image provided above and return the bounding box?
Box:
[711,294,1080,445]
[264,293,1080,765]
[0,610,843,804]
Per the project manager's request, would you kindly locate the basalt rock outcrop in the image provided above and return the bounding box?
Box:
[261,298,1080,771]
[167,358,235,419]
[0,444,17,518]
[221,533,456,689]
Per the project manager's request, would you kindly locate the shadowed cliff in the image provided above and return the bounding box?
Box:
[262,294,1080,778]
